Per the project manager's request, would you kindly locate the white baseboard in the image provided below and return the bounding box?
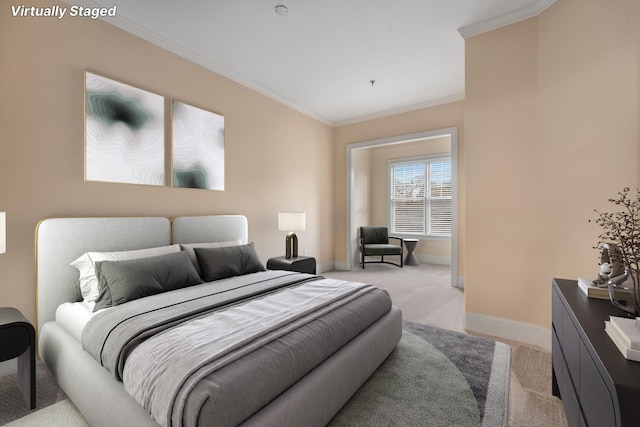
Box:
[417,254,451,265]
[464,312,551,351]
[333,261,349,271]
[316,261,336,274]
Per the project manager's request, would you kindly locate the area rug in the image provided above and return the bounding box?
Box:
[1,322,510,427]
[328,321,511,427]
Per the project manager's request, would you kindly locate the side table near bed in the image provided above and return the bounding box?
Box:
[267,256,316,274]
[0,307,36,409]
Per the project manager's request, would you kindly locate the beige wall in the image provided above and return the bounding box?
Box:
[369,137,452,262]
[333,102,465,275]
[352,148,372,240]
[0,0,334,324]
[465,0,639,332]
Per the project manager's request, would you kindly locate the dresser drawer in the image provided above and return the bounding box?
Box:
[552,330,563,392]
[579,340,616,427]
[561,360,582,427]
[562,305,580,385]
[552,286,563,340]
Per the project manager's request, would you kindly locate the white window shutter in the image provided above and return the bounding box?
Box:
[390,157,451,238]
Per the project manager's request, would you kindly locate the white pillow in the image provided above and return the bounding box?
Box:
[70,244,181,302]
[179,240,243,274]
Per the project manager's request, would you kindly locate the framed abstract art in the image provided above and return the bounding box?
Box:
[171,100,225,190]
[85,71,165,186]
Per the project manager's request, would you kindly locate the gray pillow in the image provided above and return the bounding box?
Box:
[179,239,243,275]
[195,243,265,282]
[93,250,203,311]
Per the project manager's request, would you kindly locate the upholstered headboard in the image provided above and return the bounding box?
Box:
[171,215,248,245]
[36,215,249,333]
[36,217,171,332]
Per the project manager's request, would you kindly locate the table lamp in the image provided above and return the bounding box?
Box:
[278,212,305,259]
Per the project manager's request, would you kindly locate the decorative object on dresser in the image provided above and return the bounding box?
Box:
[592,243,625,286]
[0,307,35,409]
[278,212,305,259]
[591,187,640,317]
[577,277,610,299]
[552,278,640,426]
[267,255,316,274]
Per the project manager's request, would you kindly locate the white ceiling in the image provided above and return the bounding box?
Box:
[72,0,555,126]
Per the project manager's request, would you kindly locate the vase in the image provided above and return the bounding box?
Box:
[607,270,640,319]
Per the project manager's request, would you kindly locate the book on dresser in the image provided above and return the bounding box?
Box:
[578,277,610,299]
[605,320,640,362]
[608,315,640,348]
[578,276,635,300]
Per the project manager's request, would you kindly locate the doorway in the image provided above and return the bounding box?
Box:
[345,127,459,288]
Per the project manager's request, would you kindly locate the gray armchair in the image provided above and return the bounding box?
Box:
[359,226,403,269]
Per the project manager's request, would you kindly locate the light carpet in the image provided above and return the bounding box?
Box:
[0,362,61,426]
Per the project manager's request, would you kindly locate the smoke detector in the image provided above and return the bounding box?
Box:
[275,5,289,17]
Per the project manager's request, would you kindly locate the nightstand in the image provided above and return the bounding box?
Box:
[0,307,36,409]
[267,256,316,274]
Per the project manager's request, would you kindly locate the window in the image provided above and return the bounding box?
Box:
[389,156,452,238]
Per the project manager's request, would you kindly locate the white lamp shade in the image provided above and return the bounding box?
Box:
[0,212,5,254]
[278,212,306,231]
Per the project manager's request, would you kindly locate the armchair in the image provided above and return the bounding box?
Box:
[359,226,403,269]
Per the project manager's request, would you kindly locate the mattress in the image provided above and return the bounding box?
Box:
[55,301,100,342]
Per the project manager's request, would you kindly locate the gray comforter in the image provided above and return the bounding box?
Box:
[82,270,393,427]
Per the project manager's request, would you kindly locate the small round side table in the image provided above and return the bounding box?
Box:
[403,239,419,266]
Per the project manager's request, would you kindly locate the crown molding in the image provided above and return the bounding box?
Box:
[64,1,333,126]
[458,0,557,39]
[84,4,465,129]
[334,93,466,127]
[65,0,542,127]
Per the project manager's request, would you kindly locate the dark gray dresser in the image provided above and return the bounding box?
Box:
[552,278,640,426]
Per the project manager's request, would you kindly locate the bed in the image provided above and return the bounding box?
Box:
[36,215,402,427]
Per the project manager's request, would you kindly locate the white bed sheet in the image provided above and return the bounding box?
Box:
[55,301,101,342]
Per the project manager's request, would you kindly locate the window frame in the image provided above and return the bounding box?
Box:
[387,154,452,241]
